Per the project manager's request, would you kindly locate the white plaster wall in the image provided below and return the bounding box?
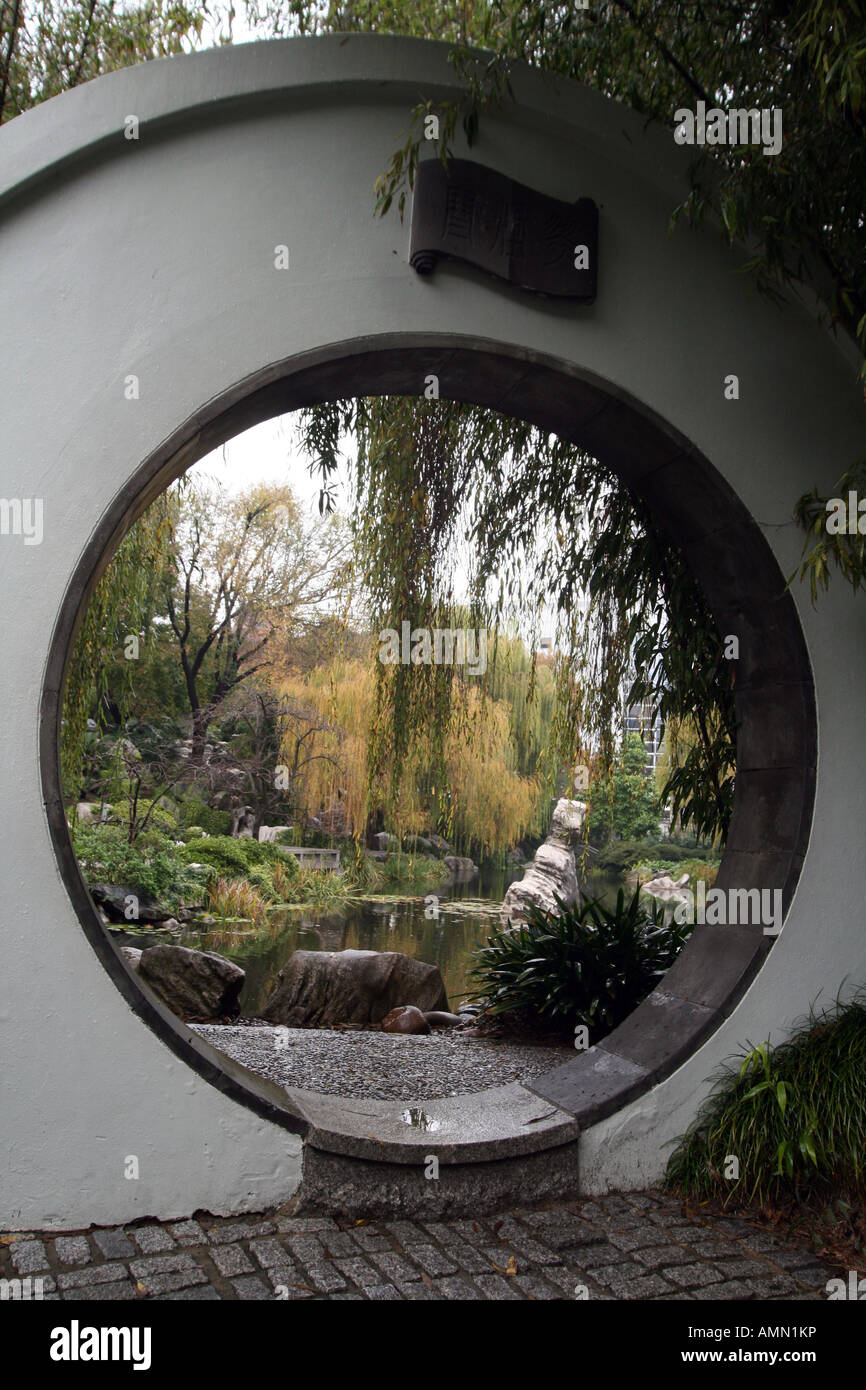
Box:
[0,36,863,1222]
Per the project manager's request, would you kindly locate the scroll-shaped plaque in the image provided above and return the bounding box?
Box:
[409,158,598,302]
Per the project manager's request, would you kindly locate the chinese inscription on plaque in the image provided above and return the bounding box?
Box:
[409,159,597,302]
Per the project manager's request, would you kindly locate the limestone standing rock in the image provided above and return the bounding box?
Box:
[501,798,586,924]
[261,949,448,1028]
[639,872,691,919]
[138,944,245,1019]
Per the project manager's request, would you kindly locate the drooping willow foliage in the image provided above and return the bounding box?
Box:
[60,501,173,801]
[298,395,736,845]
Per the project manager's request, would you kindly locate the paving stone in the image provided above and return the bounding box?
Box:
[712,1258,773,1280]
[513,1274,562,1300]
[267,1268,315,1298]
[58,1262,130,1290]
[317,1231,358,1258]
[287,1256,348,1295]
[593,1266,675,1299]
[210,1243,255,1277]
[544,1264,595,1295]
[350,1227,394,1253]
[520,1215,604,1251]
[371,1251,420,1283]
[575,1244,629,1269]
[791,1265,835,1288]
[747,1273,804,1297]
[768,1248,825,1270]
[577,1202,608,1224]
[128,1252,201,1279]
[433,1275,484,1300]
[165,1285,222,1300]
[634,1245,697,1270]
[333,1257,384,1288]
[428,1238,490,1274]
[736,1229,788,1252]
[677,1224,717,1243]
[625,1193,659,1210]
[2,1190,831,1304]
[397,1280,439,1300]
[167,1220,207,1245]
[250,1238,293,1269]
[687,1238,746,1260]
[204,1220,271,1245]
[62,1281,138,1301]
[607,1227,668,1252]
[130,1225,176,1254]
[691,1281,757,1301]
[443,1219,490,1248]
[93,1228,135,1260]
[231,1275,271,1300]
[53,1235,91,1266]
[128,1252,207,1294]
[490,1216,562,1265]
[409,1243,459,1277]
[137,1270,209,1296]
[663,1262,725,1290]
[284,1238,346,1293]
[10,1240,50,1275]
[275,1216,337,1234]
[474,1273,523,1299]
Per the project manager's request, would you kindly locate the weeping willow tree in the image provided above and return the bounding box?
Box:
[61,501,173,801]
[298,395,737,847]
[272,649,542,855]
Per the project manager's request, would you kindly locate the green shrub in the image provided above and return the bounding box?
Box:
[177,834,287,876]
[666,992,866,1207]
[73,822,197,904]
[107,799,180,836]
[468,887,692,1040]
[177,797,232,838]
[274,828,296,846]
[596,839,717,875]
[635,857,720,885]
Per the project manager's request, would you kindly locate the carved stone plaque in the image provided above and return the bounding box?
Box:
[409,158,598,302]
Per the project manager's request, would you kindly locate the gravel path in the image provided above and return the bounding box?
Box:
[190,1024,573,1100]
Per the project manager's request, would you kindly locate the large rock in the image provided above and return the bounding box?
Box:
[90,883,173,924]
[372,832,400,851]
[138,944,245,1019]
[444,855,478,878]
[501,798,586,924]
[261,949,448,1027]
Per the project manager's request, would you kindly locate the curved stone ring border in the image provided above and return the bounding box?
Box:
[39,332,816,1151]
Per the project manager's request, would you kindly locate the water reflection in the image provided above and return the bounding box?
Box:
[118,864,527,1015]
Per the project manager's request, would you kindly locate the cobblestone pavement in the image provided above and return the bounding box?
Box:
[1,1190,836,1301]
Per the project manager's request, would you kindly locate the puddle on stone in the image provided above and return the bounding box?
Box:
[400,1108,441,1132]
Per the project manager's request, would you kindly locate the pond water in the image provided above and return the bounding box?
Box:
[117,864,535,1015]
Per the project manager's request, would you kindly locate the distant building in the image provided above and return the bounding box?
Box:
[624,699,664,778]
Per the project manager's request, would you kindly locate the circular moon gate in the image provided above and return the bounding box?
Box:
[1,36,864,1228]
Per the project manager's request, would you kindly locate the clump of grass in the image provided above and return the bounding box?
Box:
[207,876,268,926]
[666,989,866,1208]
[270,859,297,902]
[290,867,354,904]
